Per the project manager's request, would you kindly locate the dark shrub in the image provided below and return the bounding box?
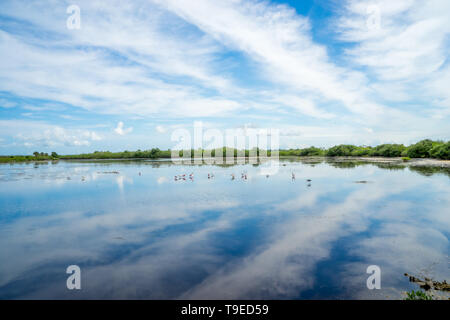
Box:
[406,139,434,158]
[430,142,450,160]
[326,145,358,156]
[299,146,324,156]
[371,144,406,157]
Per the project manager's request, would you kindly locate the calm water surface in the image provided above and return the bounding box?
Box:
[0,159,449,299]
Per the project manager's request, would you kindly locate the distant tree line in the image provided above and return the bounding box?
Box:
[279,139,450,160]
[0,151,59,163]
[1,139,449,163]
[60,148,171,160]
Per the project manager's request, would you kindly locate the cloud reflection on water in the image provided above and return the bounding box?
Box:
[0,160,448,299]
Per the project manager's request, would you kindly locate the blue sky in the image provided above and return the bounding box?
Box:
[0,0,449,155]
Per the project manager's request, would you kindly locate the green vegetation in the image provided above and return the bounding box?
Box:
[0,151,58,163]
[404,290,433,300]
[430,141,450,159]
[325,144,359,157]
[280,146,325,156]
[401,139,450,159]
[371,144,406,157]
[1,139,449,163]
[406,139,434,158]
[60,148,171,160]
[282,139,449,159]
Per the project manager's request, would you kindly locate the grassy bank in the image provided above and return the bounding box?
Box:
[1,139,449,163]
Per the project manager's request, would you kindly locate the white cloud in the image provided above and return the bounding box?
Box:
[273,95,335,119]
[0,121,103,148]
[114,121,133,136]
[155,125,167,134]
[0,1,244,119]
[0,0,448,149]
[0,98,17,108]
[0,0,388,122]
[20,128,102,147]
[334,0,450,122]
[156,0,389,118]
[336,0,450,80]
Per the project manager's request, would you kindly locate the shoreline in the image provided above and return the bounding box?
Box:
[309,156,450,168]
[1,156,450,167]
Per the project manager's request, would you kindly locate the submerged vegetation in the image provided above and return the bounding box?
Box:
[404,290,433,300]
[1,139,449,163]
[403,273,450,300]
